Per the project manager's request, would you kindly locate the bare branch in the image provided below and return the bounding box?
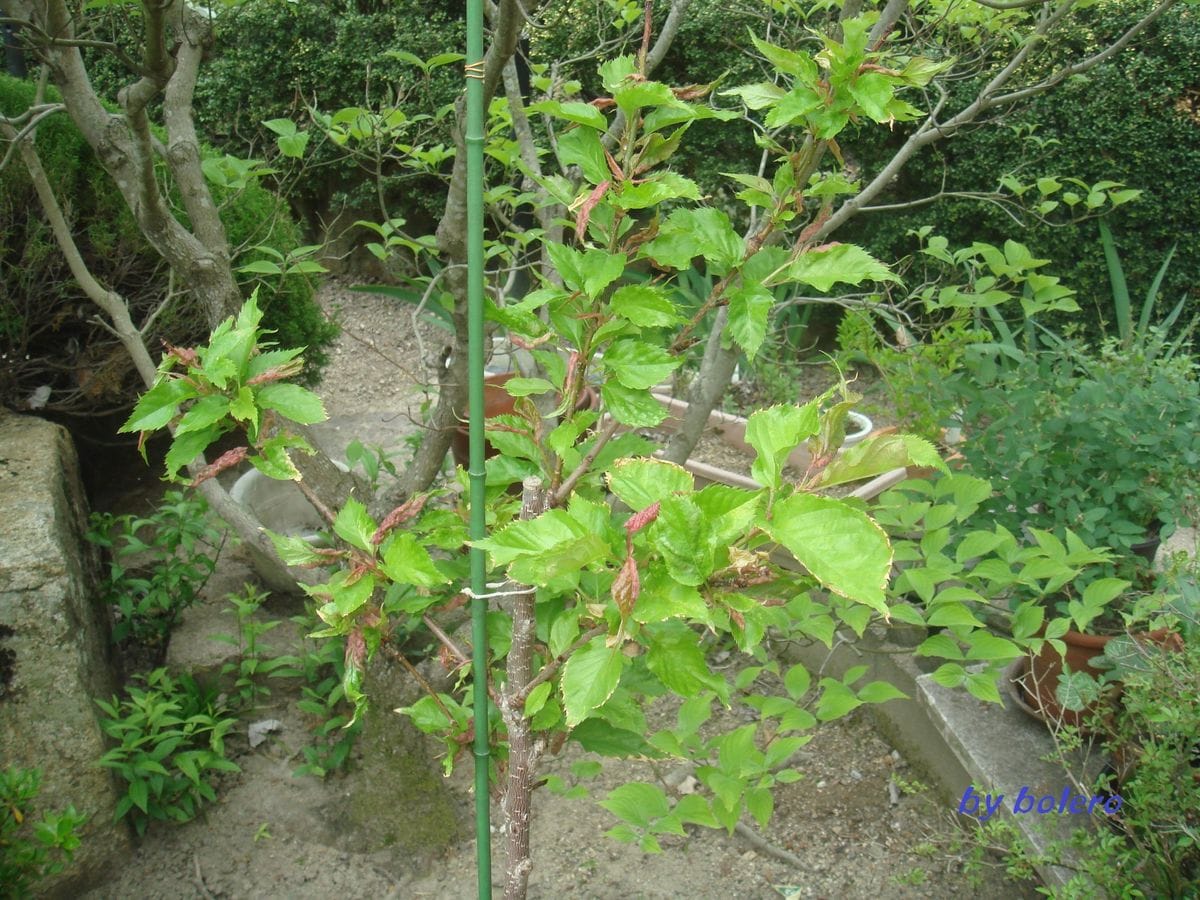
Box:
[986,0,1177,108]
[869,0,908,47]
[0,102,64,171]
[1,118,157,382]
[968,0,1050,9]
[552,418,621,505]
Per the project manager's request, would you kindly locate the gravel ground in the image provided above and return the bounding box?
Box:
[81,280,1039,899]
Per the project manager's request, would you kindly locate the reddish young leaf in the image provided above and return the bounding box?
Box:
[613,553,641,617]
[246,358,304,386]
[624,500,661,536]
[162,342,199,369]
[345,627,367,670]
[603,147,625,182]
[371,494,430,545]
[575,180,612,240]
[189,446,249,488]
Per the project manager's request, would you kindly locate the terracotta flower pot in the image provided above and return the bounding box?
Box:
[449,372,597,469]
[1016,627,1181,731]
[1022,628,1115,730]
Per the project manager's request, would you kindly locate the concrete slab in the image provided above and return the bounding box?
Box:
[917,671,1106,889]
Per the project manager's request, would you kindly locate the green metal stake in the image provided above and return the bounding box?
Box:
[464,0,492,897]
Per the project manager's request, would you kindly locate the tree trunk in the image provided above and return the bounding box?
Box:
[500,477,548,900]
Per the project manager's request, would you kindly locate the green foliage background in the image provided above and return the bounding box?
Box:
[850,0,1200,328]
[190,0,463,235]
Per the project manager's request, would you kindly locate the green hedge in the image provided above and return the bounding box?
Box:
[193,0,462,236]
[0,74,336,414]
[846,1,1200,332]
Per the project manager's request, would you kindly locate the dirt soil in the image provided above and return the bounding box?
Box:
[81,281,1037,899]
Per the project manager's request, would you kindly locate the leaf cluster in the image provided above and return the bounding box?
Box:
[0,767,86,899]
[118,293,326,481]
[95,668,240,836]
[951,344,1200,573]
[86,489,223,647]
[874,473,1129,701]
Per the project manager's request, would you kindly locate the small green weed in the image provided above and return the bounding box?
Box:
[212,584,293,710]
[95,668,240,836]
[0,767,86,898]
[87,490,223,650]
[344,439,398,492]
[893,866,928,887]
[279,621,362,778]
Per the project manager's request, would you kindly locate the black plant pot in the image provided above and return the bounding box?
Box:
[1130,522,1163,567]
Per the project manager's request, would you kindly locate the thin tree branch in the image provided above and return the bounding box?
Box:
[968,0,1050,9]
[552,418,620,505]
[985,0,1177,109]
[0,103,63,170]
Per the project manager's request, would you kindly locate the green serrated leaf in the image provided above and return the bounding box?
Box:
[267,531,322,566]
[175,395,231,436]
[380,532,447,587]
[645,622,726,698]
[255,383,327,425]
[610,284,684,327]
[787,243,900,292]
[602,782,671,829]
[857,681,908,704]
[603,340,681,390]
[561,637,624,727]
[763,494,892,613]
[745,404,820,490]
[524,681,553,717]
[120,377,198,433]
[601,382,667,427]
[727,282,774,361]
[165,425,223,479]
[607,458,693,510]
[333,498,376,552]
[651,495,716,587]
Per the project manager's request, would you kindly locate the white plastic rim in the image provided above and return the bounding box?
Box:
[230,460,349,543]
[844,411,873,446]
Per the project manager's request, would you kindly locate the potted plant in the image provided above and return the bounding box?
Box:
[972,601,1200,898]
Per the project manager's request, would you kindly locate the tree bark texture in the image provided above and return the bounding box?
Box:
[10,0,241,328]
[500,476,549,900]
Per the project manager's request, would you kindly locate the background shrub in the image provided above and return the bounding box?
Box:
[848,0,1200,334]
[0,74,336,415]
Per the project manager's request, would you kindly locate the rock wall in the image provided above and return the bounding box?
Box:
[0,411,130,894]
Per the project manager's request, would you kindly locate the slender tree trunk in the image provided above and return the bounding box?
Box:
[7,115,306,589]
[374,0,531,514]
[500,477,548,900]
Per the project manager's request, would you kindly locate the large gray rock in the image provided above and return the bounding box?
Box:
[0,411,131,894]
